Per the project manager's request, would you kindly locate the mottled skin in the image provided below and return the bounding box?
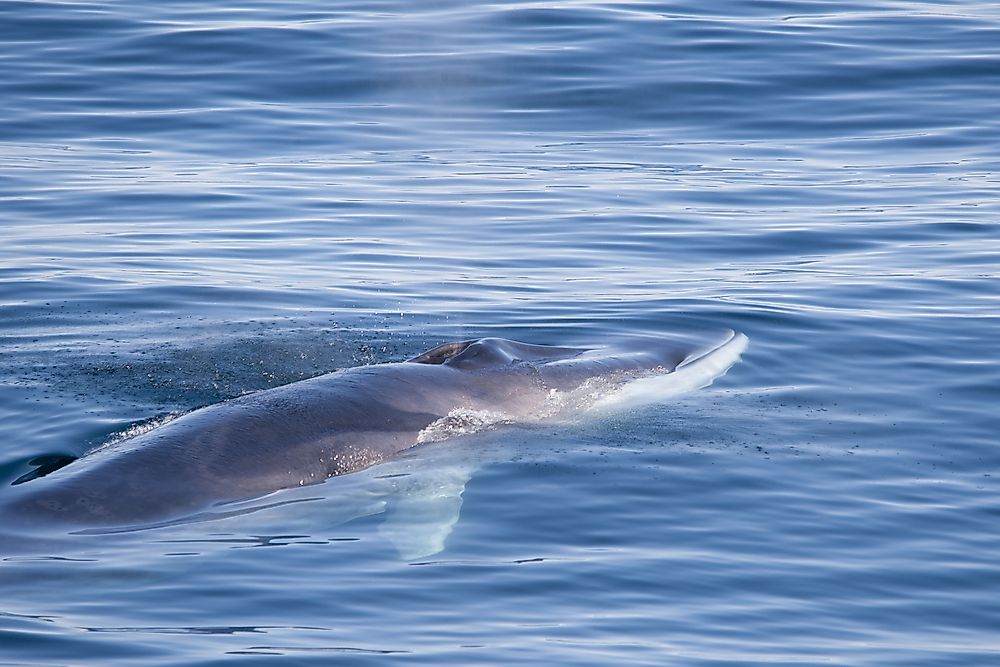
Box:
[2,337,710,529]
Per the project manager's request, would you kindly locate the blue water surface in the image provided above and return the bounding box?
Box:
[2,1,999,664]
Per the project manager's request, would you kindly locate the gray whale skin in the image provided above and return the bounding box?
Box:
[4,334,746,530]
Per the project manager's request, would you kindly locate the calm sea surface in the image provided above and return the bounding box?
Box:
[2,1,999,664]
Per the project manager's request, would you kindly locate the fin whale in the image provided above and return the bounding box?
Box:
[2,332,747,530]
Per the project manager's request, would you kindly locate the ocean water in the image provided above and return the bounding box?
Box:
[2,0,999,664]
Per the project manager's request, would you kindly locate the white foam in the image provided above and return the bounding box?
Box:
[86,412,183,457]
[415,408,511,444]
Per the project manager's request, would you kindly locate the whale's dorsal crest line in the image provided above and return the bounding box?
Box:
[407,338,588,370]
[407,339,477,365]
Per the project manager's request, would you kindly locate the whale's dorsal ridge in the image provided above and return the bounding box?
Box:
[408,338,587,371]
[407,340,477,365]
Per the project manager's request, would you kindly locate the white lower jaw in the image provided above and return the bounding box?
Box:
[589,332,749,413]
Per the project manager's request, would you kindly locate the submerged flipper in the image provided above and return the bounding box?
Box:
[376,460,478,560]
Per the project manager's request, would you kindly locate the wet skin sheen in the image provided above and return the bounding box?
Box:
[2,335,739,529]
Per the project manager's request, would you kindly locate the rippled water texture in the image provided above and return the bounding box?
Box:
[2,1,999,665]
